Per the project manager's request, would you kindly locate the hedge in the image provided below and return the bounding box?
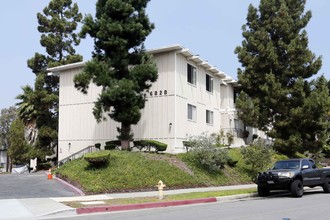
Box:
[105,140,121,150]
[84,150,110,166]
[133,140,167,153]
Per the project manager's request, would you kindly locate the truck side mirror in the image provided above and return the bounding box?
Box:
[302,165,309,170]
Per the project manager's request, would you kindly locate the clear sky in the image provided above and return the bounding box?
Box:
[1,0,329,110]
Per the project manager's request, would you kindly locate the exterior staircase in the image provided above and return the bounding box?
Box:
[57,145,99,166]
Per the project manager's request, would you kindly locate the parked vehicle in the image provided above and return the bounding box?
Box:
[256,158,330,197]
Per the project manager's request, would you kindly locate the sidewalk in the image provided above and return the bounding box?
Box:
[0,176,257,219]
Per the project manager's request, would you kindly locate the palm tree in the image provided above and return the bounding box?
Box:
[16,85,38,145]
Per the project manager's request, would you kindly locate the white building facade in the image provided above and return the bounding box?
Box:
[49,45,262,162]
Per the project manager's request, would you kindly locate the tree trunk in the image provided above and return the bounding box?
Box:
[120,123,131,151]
[6,152,9,172]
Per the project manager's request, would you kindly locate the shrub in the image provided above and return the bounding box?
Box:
[95,143,101,149]
[187,132,229,173]
[189,147,229,173]
[84,150,110,167]
[37,162,52,170]
[105,140,121,150]
[133,140,167,152]
[182,141,194,152]
[227,158,238,167]
[241,140,274,179]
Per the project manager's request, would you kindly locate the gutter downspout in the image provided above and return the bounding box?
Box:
[174,51,177,153]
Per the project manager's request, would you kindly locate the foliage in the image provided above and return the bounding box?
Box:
[16,0,83,157]
[0,106,17,150]
[235,0,330,157]
[84,150,110,167]
[133,140,167,152]
[105,140,121,150]
[240,140,274,179]
[74,0,157,150]
[94,143,101,149]
[186,133,229,173]
[8,119,31,165]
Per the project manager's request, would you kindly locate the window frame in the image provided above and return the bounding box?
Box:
[187,104,197,122]
[187,64,197,85]
[206,109,214,125]
[206,74,213,92]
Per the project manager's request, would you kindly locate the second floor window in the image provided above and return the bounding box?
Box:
[187,64,197,85]
[206,74,213,92]
[187,104,197,121]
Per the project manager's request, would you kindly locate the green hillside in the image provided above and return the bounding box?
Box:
[56,150,255,194]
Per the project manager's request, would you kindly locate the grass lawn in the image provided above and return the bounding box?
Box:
[64,188,257,208]
[56,150,253,194]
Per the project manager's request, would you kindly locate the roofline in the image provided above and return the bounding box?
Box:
[46,45,237,85]
[47,61,85,75]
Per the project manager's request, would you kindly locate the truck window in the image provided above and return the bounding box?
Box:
[308,159,317,169]
[302,159,310,169]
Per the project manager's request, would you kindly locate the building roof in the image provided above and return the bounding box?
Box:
[47,44,237,85]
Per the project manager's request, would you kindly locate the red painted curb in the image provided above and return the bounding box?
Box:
[76,197,217,214]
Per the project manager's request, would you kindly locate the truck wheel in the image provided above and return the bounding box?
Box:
[257,185,270,197]
[322,177,330,193]
[291,179,303,197]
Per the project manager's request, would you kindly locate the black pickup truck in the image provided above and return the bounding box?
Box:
[256,158,330,197]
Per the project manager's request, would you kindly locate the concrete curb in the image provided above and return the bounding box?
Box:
[216,193,258,202]
[76,197,217,214]
[54,176,86,196]
[75,193,259,215]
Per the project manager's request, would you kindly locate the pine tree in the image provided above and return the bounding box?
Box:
[16,0,82,157]
[235,0,330,156]
[74,0,158,150]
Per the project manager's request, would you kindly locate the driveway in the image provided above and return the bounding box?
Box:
[0,172,78,199]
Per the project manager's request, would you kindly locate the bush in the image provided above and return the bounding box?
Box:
[182,141,194,152]
[189,147,229,173]
[37,162,52,170]
[133,140,167,152]
[241,140,274,179]
[227,158,238,167]
[95,143,101,149]
[84,150,110,167]
[105,140,121,150]
[186,132,229,173]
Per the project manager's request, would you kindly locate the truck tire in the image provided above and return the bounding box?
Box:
[290,179,303,197]
[257,185,270,197]
[322,177,330,193]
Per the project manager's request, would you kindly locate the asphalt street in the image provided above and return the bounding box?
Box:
[0,172,78,199]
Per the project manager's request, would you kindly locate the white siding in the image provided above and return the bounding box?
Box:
[55,45,258,159]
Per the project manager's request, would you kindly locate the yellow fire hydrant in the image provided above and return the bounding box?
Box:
[156,180,166,200]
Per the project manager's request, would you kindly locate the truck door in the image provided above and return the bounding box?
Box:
[301,159,321,186]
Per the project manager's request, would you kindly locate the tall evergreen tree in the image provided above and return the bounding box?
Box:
[74,0,158,150]
[16,0,83,157]
[235,0,330,156]
[8,118,31,166]
[0,107,17,171]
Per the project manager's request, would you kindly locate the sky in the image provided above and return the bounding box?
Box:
[1,0,329,110]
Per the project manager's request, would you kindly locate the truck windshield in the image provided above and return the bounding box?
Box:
[272,160,300,170]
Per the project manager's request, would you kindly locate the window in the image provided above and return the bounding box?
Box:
[206,74,213,92]
[302,159,310,169]
[187,104,197,121]
[187,64,197,85]
[206,110,213,125]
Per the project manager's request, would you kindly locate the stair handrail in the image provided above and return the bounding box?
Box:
[58,145,99,166]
